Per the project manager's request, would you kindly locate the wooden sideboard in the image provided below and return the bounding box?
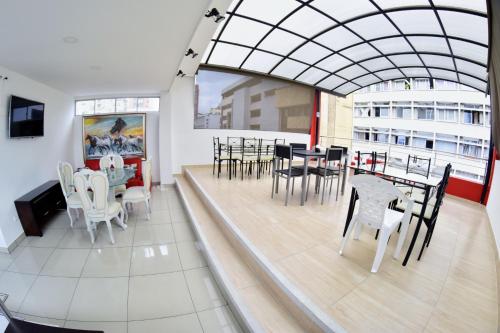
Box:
[14,180,66,236]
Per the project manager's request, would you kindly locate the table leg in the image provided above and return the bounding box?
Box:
[300,157,309,206]
[341,156,348,195]
[402,185,430,266]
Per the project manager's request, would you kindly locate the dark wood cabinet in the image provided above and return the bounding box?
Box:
[14,180,66,236]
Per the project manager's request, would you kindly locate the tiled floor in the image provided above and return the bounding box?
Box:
[0,187,242,333]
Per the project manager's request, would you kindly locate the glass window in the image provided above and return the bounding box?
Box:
[413,78,430,90]
[435,140,457,153]
[95,99,115,114]
[436,109,457,122]
[116,98,138,112]
[250,94,262,103]
[462,110,483,125]
[75,100,95,115]
[138,97,160,112]
[415,107,434,120]
[250,109,261,117]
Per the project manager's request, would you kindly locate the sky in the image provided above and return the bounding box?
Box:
[196,69,245,114]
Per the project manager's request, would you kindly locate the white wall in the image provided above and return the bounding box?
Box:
[0,66,74,249]
[487,162,500,254]
[159,77,310,183]
[73,112,161,183]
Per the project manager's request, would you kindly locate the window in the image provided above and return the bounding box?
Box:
[250,94,261,103]
[391,129,411,146]
[371,128,389,143]
[392,80,406,90]
[194,68,313,133]
[413,78,430,90]
[462,110,483,125]
[372,82,390,92]
[436,109,457,122]
[434,79,458,90]
[75,97,160,115]
[373,102,389,118]
[250,109,261,118]
[353,127,370,141]
[415,108,434,120]
[354,102,370,117]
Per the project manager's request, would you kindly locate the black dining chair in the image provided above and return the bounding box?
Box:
[406,154,432,178]
[271,144,310,206]
[307,147,343,204]
[373,151,388,173]
[356,151,375,171]
[213,137,230,178]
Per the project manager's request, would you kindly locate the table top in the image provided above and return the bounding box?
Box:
[350,165,442,187]
[293,149,326,158]
[103,167,136,187]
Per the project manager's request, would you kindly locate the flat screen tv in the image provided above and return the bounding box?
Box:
[9,95,44,138]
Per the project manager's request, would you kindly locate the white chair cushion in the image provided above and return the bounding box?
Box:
[395,200,433,219]
[108,201,122,216]
[123,186,146,201]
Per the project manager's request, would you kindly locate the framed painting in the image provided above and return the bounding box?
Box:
[83,113,146,160]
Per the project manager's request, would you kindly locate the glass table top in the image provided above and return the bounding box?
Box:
[104,167,136,187]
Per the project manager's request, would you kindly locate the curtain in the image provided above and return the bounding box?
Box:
[489,0,500,155]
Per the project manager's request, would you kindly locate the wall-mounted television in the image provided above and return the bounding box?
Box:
[9,95,45,138]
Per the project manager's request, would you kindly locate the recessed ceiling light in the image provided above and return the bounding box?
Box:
[62,36,79,44]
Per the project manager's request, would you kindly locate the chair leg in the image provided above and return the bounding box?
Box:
[417,228,432,260]
[105,219,115,244]
[306,174,311,201]
[122,201,129,223]
[372,228,391,273]
[291,178,295,196]
[284,177,290,206]
[75,208,80,220]
[353,221,363,240]
[213,159,215,175]
[394,220,410,259]
[339,218,357,255]
[321,176,327,205]
[66,207,74,228]
[335,176,340,201]
[145,199,151,220]
[87,226,95,244]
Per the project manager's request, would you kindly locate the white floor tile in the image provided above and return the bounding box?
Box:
[25,228,67,248]
[68,277,128,321]
[173,223,195,242]
[170,207,188,223]
[130,244,181,276]
[15,313,65,327]
[128,313,203,333]
[185,267,226,312]
[128,272,194,320]
[82,247,131,278]
[93,226,134,248]
[8,247,53,274]
[40,249,90,277]
[136,210,171,225]
[65,321,127,333]
[177,241,207,270]
[0,271,36,312]
[0,253,14,271]
[44,213,73,230]
[19,276,78,319]
[197,306,243,333]
[58,229,93,249]
[133,224,175,246]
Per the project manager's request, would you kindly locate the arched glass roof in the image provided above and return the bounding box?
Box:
[202,0,489,95]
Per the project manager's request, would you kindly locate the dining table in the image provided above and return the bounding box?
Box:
[343,165,442,265]
[103,167,136,201]
[292,149,350,206]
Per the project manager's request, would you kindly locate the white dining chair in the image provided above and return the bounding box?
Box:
[339,174,413,273]
[56,161,81,227]
[99,154,126,196]
[74,170,127,244]
[122,159,152,221]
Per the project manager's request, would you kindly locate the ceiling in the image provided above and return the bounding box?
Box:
[0,0,211,97]
[202,0,489,95]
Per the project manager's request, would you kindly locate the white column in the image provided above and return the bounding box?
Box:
[159,90,174,184]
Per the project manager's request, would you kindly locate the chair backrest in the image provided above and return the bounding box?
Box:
[275,138,285,145]
[213,137,220,156]
[406,154,431,178]
[351,174,407,229]
[331,145,348,155]
[74,170,109,217]
[356,151,375,170]
[275,144,292,161]
[290,143,306,151]
[57,161,74,198]
[142,159,152,194]
[326,148,343,162]
[99,154,124,170]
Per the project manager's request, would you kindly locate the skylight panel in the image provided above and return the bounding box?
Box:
[242,50,283,72]
[389,54,423,67]
[376,68,404,80]
[353,73,380,86]
[388,10,442,34]
[449,39,487,65]
[401,67,429,77]
[459,73,486,91]
[311,0,377,22]
[317,75,346,90]
[346,14,399,39]
[316,54,352,72]
[336,82,360,95]
[315,26,362,51]
[408,36,450,54]
[375,0,429,9]
[429,68,458,82]
[359,57,394,72]
[236,0,301,24]
[296,68,330,84]
[421,54,455,70]
[280,6,334,38]
[371,37,412,53]
[438,10,488,45]
[271,59,309,78]
[290,42,331,64]
[220,16,271,46]
[340,43,380,62]
[209,43,251,67]
[336,64,368,80]
[259,29,306,55]
[433,0,487,14]
[455,59,487,80]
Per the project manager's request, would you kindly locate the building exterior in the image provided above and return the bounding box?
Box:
[219,76,313,133]
[319,92,354,148]
[194,107,221,129]
[350,78,491,182]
